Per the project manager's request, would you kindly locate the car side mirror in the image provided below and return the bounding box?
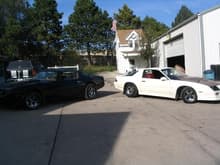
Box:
[160,77,167,81]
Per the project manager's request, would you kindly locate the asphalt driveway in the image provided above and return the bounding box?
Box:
[0,72,220,165]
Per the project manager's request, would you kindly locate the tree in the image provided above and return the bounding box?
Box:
[65,0,114,65]
[139,32,155,65]
[0,0,30,57]
[142,16,169,41]
[140,17,169,66]
[114,4,141,30]
[31,0,63,64]
[172,5,194,27]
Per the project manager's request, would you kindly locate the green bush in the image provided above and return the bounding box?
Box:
[82,65,116,74]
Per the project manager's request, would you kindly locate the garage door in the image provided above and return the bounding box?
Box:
[164,36,184,58]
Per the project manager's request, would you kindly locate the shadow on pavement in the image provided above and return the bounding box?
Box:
[51,112,130,165]
[97,90,119,98]
[0,92,130,165]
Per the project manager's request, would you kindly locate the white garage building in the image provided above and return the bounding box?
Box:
[152,5,220,77]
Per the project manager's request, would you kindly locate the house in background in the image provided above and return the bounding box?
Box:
[152,5,220,79]
[114,29,148,74]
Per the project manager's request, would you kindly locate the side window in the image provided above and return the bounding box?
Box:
[46,72,57,80]
[142,70,164,79]
[142,70,155,79]
[152,70,164,79]
[61,71,78,80]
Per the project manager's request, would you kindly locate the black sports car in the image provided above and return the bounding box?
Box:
[0,66,104,110]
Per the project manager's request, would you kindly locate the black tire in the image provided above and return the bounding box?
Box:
[181,87,197,103]
[85,83,97,99]
[24,92,42,110]
[124,83,138,97]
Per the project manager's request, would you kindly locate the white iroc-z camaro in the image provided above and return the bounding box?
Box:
[114,67,220,103]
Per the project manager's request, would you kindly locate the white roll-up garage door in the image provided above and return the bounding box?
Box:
[164,37,184,58]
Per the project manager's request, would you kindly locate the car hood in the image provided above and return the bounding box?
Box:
[178,76,220,86]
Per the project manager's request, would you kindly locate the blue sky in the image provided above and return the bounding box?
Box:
[31,0,220,27]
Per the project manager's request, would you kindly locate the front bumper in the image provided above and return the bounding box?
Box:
[198,90,220,101]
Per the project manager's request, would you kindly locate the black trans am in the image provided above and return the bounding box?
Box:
[0,66,104,110]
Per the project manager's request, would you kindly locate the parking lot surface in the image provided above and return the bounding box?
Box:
[0,72,220,165]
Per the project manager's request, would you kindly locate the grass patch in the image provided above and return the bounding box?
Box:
[82,65,116,74]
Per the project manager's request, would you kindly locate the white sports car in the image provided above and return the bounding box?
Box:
[114,67,220,103]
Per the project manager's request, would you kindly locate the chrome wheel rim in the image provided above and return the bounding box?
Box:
[25,94,40,109]
[183,89,196,102]
[87,86,96,98]
[126,86,134,95]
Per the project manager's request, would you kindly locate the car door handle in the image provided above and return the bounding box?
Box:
[142,80,146,82]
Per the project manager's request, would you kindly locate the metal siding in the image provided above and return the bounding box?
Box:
[164,38,184,58]
[202,8,220,69]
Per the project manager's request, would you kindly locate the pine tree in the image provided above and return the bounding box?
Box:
[0,0,30,57]
[172,5,194,27]
[142,16,169,40]
[65,0,113,65]
[114,4,141,30]
[31,0,63,63]
[141,16,169,64]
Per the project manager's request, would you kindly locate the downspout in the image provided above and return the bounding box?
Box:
[162,40,167,67]
[198,14,206,71]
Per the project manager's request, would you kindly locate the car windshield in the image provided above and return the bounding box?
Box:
[34,71,57,81]
[161,68,185,80]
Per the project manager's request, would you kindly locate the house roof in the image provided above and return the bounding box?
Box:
[117,29,144,44]
[7,60,33,71]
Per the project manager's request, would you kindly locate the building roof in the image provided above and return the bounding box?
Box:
[153,5,220,42]
[117,29,144,44]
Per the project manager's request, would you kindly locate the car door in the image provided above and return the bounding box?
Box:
[56,70,85,98]
[140,69,172,98]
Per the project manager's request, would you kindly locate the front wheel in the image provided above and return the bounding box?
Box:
[85,83,97,99]
[181,87,197,103]
[24,92,42,110]
[124,84,138,97]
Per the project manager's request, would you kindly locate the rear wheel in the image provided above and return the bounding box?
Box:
[124,84,138,97]
[24,92,42,110]
[85,83,97,99]
[181,87,197,103]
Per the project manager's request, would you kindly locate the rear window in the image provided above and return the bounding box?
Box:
[125,69,138,76]
[35,71,57,81]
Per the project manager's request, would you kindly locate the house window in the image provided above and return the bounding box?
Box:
[129,59,135,65]
[135,40,139,49]
[128,40,133,47]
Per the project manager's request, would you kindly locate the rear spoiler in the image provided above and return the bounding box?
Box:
[47,64,79,71]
